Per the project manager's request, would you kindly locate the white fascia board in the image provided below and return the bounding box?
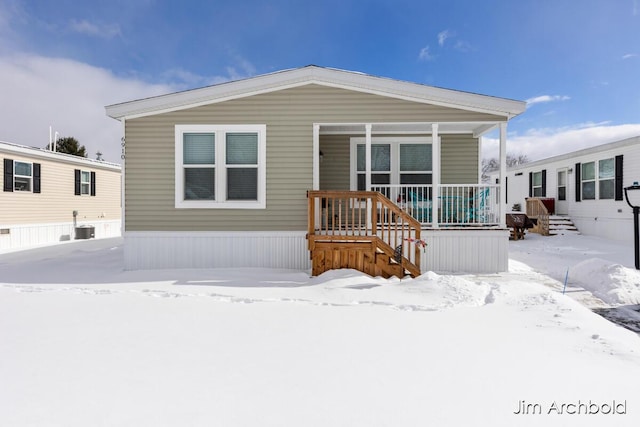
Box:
[0,141,121,171]
[105,66,527,121]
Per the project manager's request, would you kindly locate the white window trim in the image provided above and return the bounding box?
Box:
[175,124,266,209]
[349,136,432,190]
[580,161,597,200]
[532,171,543,197]
[80,170,91,195]
[14,160,33,192]
[597,158,615,200]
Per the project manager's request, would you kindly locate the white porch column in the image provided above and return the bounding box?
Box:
[431,123,440,228]
[365,124,372,190]
[312,124,320,190]
[499,122,507,228]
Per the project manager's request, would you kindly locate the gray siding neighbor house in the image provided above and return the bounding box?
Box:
[106,65,526,274]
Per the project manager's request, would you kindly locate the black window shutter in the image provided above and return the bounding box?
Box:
[541,169,547,197]
[3,159,13,192]
[505,176,508,204]
[33,163,41,193]
[528,172,533,197]
[90,171,96,196]
[575,163,581,202]
[615,155,624,201]
[74,169,81,195]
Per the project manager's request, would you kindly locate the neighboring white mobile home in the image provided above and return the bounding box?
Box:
[502,135,640,243]
[106,65,526,275]
[1,141,122,251]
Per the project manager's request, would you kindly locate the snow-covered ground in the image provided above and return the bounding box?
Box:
[1,234,639,426]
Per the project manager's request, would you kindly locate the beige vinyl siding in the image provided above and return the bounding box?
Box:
[440,134,479,184]
[1,152,121,225]
[126,84,501,231]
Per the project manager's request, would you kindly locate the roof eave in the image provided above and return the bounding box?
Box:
[105,65,526,121]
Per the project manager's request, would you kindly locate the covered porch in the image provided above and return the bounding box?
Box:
[312,121,510,228]
[307,121,512,276]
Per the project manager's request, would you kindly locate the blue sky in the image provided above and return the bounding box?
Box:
[1,0,639,163]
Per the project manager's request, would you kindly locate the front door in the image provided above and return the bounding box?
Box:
[556,168,568,215]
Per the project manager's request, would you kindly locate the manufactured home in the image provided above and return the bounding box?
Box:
[502,135,640,243]
[1,141,122,251]
[106,65,526,275]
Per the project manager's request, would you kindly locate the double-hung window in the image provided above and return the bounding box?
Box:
[4,159,40,193]
[598,158,614,199]
[175,125,266,209]
[74,169,96,196]
[531,171,543,197]
[581,161,596,200]
[14,161,33,191]
[81,171,91,195]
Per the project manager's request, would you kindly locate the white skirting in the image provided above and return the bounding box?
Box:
[123,229,508,274]
[420,228,509,274]
[0,220,122,252]
[123,231,311,271]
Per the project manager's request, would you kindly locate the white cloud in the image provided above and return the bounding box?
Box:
[418,46,433,61]
[622,53,638,59]
[69,19,121,39]
[526,95,571,106]
[0,54,173,163]
[437,30,454,47]
[482,123,640,162]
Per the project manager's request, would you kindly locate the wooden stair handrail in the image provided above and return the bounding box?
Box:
[307,190,422,277]
[525,197,550,236]
[526,197,549,219]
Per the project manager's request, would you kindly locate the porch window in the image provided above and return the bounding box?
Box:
[356,144,390,191]
[598,158,614,199]
[175,124,266,209]
[351,137,432,193]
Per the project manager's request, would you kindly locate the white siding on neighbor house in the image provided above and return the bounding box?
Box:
[0,219,122,252]
[502,136,640,243]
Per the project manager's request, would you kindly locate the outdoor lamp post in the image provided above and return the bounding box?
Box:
[624,181,640,270]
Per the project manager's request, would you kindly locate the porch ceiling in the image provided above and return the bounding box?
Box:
[318,122,500,138]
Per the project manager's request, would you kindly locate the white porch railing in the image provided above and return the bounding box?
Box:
[371,184,501,227]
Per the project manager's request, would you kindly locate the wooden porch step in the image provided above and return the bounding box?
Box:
[374,252,407,279]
